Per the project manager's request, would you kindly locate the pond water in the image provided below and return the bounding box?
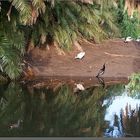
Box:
[0,80,140,137]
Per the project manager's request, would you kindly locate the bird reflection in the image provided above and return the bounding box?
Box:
[96,76,105,88]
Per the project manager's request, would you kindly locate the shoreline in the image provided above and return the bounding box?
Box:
[23,76,129,88]
[23,39,140,84]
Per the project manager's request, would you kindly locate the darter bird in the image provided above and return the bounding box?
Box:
[96,63,106,77]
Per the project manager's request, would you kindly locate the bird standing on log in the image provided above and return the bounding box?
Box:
[96,63,106,77]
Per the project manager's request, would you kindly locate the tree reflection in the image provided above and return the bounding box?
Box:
[126,73,140,99]
[0,82,108,137]
[0,81,139,137]
[105,104,140,137]
[121,104,140,137]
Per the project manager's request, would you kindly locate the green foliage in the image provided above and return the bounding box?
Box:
[126,73,140,98]
[1,0,140,79]
[0,35,23,79]
[0,75,8,84]
[5,0,119,49]
[0,82,108,136]
[116,0,140,38]
[0,81,139,136]
[10,0,32,25]
[121,12,140,38]
[0,2,25,79]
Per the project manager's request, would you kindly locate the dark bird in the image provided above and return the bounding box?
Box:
[96,63,106,77]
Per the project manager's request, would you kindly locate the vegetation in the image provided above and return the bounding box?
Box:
[0,1,140,137]
[116,0,140,38]
[126,73,140,98]
[0,1,25,79]
[0,0,140,79]
[106,103,140,137]
[0,82,108,136]
[0,81,139,137]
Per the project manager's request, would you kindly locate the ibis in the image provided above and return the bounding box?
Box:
[136,38,140,42]
[124,36,133,43]
[75,52,85,59]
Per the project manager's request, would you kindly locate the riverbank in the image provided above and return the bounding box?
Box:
[24,38,140,81]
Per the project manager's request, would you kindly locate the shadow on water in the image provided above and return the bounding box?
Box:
[0,78,140,137]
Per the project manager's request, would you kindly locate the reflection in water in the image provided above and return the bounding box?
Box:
[96,77,105,89]
[0,81,139,137]
[104,90,140,138]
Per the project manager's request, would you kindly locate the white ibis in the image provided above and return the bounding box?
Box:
[75,52,85,59]
[96,63,106,77]
[124,36,133,43]
[136,38,140,42]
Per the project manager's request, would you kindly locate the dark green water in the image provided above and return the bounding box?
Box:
[0,81,140,137]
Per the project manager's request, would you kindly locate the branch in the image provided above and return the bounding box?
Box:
[7,2,13,21]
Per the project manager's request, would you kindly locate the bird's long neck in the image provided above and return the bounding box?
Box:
[103,64,105,70]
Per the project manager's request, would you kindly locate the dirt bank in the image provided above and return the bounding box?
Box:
[24,38,140,83]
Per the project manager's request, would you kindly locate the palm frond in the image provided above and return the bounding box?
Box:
[0,35,22,79]
[10,0,32,25]
[32,0,46,14]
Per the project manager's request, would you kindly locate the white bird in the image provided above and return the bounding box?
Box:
[75,52,85,59]
[75,83,85,91]
[136,38,140,42]
[124,36,133,43]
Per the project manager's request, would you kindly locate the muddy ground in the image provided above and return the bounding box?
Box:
[24,38,140,87]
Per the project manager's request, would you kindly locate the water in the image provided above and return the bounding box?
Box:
[0,80,140,137]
